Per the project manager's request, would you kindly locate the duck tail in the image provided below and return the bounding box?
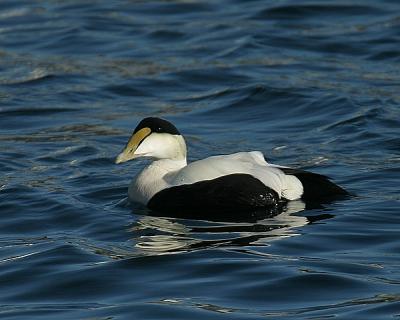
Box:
[280,168,348,201]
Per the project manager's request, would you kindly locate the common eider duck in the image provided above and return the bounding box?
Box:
[115,117,347,217]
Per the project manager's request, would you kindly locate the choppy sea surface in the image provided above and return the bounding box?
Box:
[1,1,400,319]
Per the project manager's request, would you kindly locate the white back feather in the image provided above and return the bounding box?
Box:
[127,132,304,203]
[168,152,303,200]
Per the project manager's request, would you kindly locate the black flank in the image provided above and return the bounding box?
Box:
[147,173,283,220]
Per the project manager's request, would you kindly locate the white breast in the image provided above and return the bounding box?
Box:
[128,159,185,205]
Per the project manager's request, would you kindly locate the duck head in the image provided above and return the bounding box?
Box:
[115,117,187,163]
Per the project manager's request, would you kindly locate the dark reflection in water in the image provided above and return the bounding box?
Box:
[128,203,314,256]
[1,0,400,319]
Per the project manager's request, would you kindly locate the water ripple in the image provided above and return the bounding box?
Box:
[1,0,399,319]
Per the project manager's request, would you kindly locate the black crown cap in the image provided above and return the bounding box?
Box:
[134,117,180,135]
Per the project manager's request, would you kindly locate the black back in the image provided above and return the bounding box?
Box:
[134,117,180,135]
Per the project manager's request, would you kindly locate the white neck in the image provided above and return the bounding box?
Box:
[128,157,187,205]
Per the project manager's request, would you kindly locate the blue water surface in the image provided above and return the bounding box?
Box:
[0,0,400,319]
